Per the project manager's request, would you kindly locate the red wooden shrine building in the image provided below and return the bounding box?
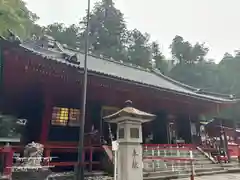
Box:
[0,35,237,171]
[201,117,240,160]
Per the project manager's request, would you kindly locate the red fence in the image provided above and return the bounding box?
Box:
[143,144,195,172]
[200,143,240,162]
[11,142,102,171]
[228,143,240,158]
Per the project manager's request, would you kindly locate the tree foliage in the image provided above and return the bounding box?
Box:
[151,41,168,74]
[0,0,169,70]
[43,0,168,70]
[0,0,40,39]
[127,29,152,68]
[169,35,215,90]
[44,23,81,48]
[79,0,128,61]
[170,35,209,64]
[217,53,240,95]
[168,35,240,120]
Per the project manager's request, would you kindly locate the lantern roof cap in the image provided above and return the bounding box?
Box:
[103,100,156,123]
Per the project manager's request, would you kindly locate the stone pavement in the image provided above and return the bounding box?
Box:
[178,173,240,180]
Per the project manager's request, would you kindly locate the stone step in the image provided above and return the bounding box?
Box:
[144,164,222,174]
[221,163,239,167]
[143,148,220,179]
[143,169,228,180]
[193,164,221,168]
[175,164,220,168]
[194,155,212,160]
[144,159,219,172]
[163,160,214,166]
[144,166,224,177]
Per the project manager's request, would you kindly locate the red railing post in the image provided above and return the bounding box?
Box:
[238,145,240,166]
[3,145,14,178]
[190,150,194,180]
[89,147,93,172]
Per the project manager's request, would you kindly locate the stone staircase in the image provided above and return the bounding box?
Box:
[143,147,224,180]
[101,145,236,179]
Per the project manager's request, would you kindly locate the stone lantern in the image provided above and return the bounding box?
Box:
[103,100,155,180]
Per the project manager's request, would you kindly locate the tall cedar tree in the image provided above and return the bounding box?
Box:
[79,0,128,61]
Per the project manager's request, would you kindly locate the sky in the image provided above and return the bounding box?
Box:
[24,0,240,61]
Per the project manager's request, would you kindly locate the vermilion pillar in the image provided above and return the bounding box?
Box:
[3,145,13,177]
[40,93,52,144]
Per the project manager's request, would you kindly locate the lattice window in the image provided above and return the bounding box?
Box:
[69,108,80,126]
[51,107,80,126]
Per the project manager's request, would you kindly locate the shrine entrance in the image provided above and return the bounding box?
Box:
[145,113,194,145]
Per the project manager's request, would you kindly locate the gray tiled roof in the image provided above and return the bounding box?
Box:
[17,40,236,103]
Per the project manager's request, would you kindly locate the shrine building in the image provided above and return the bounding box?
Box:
[0,35,237,171]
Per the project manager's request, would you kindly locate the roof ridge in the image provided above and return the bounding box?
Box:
[151,69,235,99]
[151,69,198,91]
[20,39,154,73]
[1,38,236,102]
[36,43,236,100]
[63,46,153,73]
[197,90,235,99]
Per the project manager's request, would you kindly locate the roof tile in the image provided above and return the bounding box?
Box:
[17,40,236,103]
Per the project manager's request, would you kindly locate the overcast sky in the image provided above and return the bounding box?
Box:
[24,0,240,61]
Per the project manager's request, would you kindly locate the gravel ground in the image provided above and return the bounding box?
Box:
[46,172,113,180]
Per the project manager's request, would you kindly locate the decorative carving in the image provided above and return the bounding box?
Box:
[6,29,21,44]
[11,142,52,180]
[22,142,44,167]
[132,149,139,168]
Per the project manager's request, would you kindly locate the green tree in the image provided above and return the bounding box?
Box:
[79,0,128,61]
[216,52,240,95]
[127,29,151,68]
[45,23,80,48]
[170,35,208,64]
[191,43,209,62]
[206,53,240,120]
[169,35,218,90]
[170,35,189,64]
[0,0,39,39]
[151,41,168,73]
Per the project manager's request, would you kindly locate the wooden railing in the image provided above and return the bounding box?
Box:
[6,142,240,174]
[11,142,103,171]
[199,142,240,162]
[45,142,102,170]
[4,131,105,172]
[228,143,239,158]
